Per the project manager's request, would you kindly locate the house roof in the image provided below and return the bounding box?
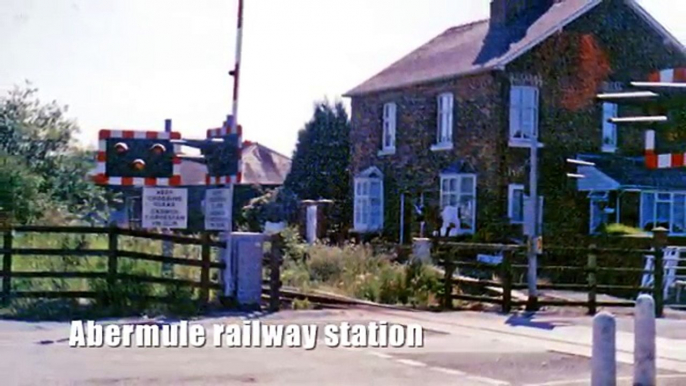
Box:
[345,0,684,96]
[239,141,292,185]
[578,153,686,191]
[179,141,292,186]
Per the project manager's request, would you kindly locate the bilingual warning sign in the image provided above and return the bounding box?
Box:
[142,187,188,229]
[204,187,232,231]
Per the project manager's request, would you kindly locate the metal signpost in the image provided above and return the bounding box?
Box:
[526,129,540,310]
[162,119,175,277]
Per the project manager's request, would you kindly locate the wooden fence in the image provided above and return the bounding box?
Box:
[0,225,228,308]
[435,229,674,317]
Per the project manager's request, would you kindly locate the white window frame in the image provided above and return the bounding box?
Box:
[439,173,476,234]
[508,184,524,224]
[353,167,384,233]
[509,85,540,147]
[640,191,686,236]
[602,102,618,152]
[432,93,454,151]
[379,102,397,155]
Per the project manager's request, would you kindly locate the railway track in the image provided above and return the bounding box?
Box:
[262,286,420,312]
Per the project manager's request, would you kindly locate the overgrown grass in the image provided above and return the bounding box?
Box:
[1,231,218,320]
[279,228,441,309]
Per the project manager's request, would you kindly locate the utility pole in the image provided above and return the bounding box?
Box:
[162,119,174,277]
[223,0,244,300]
[527,130,539,311]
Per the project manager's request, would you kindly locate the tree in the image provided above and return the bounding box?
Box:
[0,84,115,225]
[284,100,351,231]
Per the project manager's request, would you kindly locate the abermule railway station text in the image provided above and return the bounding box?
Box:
[69,320,424,349]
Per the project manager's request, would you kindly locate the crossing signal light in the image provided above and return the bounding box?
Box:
[202,136,241,177]
[131,159,146,171]
[97,130,181,183]
[114,142,129,154]
[150,143,166,156]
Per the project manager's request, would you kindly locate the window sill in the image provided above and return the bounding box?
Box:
[509,140,544,148]
[378,148,396,156]
[601,146,617,153]
[431,143,453,152]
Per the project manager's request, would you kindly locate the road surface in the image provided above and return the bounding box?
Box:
[1,308,686,385]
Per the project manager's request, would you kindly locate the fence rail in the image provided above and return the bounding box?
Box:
[435,229,672,316]
[0,225,226,308]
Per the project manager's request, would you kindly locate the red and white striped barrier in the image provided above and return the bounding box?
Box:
[94,129,182,186]
[644,68,686,169]
[644,129,685,169]
[647,68,686,83]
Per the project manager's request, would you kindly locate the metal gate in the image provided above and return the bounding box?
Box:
[641,246,686,307]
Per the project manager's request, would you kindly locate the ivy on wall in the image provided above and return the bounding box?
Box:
[537,32,611,111]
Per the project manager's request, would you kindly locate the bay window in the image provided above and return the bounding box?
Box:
[641,192,686,235]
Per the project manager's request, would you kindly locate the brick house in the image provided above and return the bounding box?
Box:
[344,0,686,244]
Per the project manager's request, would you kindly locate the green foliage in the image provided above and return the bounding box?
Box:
[291,298,314,310]
[238,188,299,232]
[602,223,645,236]
[279,237,441,308]
[281,225,308,261]
[284,100,352,231]
[163,284,198,317]
[0,84,117,225]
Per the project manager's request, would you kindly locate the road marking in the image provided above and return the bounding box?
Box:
[466,375,511,386]
[395,359,427,367]
[367,351,394,360]
[430,367,466,376]
[525,373,686,386]
[365,349,510,385]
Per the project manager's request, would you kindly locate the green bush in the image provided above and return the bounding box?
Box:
[163,284,198,317]
[90,276,154,317]
[307,245,344,283]
[278,238,442,308]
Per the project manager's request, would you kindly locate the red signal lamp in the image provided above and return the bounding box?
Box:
[131,159,146,171]
[150,143,166,156]
[114,142,129,154]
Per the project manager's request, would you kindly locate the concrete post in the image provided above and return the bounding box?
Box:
[412,238,432,263]
[634,294,656,386]
[231,232,266,310]
[306,204,317,245]
[592,312,617,386]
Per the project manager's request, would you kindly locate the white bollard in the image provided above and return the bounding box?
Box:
[634,294,656,386]
[592,312,617,386]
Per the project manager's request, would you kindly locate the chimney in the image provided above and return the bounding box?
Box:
[490,0,508,26]
[490,0,556,27]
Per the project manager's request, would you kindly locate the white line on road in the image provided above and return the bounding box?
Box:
[430,367,466,376]
[366,351,394,360]
[365,349,511,385]
[395,359,428,367]
[466,375,511,386]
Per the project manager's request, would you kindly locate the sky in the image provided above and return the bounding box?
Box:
[2,0,685,157]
